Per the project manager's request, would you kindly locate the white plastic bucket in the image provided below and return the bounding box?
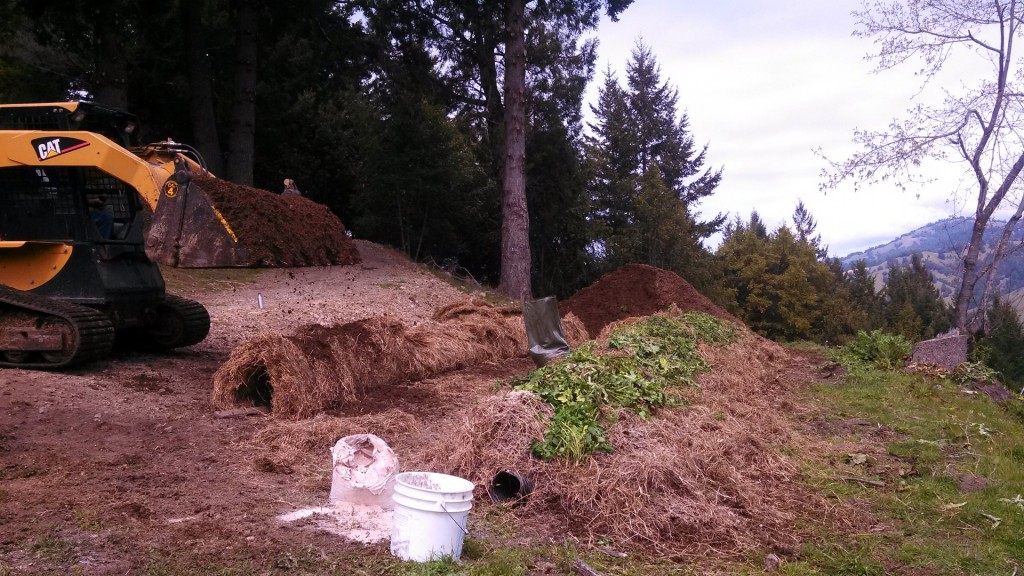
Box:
[390,472,474,562]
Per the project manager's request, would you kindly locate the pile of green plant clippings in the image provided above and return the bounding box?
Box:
[514,310,736,462]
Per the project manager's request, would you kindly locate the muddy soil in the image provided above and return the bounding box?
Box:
[0,241,479,574]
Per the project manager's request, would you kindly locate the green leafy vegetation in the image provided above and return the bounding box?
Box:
[514,311,734,462]
[844,329,912,370]
[951,361,1002,387]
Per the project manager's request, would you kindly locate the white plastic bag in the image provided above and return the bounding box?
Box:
[329,434,399,509]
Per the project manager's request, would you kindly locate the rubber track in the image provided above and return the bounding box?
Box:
[0,285,115,369]
[160,294,210,349]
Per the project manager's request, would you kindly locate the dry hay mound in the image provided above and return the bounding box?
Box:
[414,329,821,559]
[212,300,590,419]
[246,410,419,488]
[413,390,554,491]
[194,174,360,267]
[561,263,737,337]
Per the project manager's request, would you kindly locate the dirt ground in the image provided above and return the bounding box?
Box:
[0,241,493,574]
[1,241,840,574]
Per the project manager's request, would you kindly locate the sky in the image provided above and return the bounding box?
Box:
[588,0,971,258]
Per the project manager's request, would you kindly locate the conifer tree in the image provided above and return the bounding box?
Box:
[588,40,723,291]
[792,199,828,260]
[718,211,856,342]
[846,259,883,331]
[747,210,769,239]
[977,295,1024,389]
[881,254,951,340]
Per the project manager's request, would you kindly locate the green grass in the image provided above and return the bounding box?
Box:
[784,350,1024,575]
[29,532,76,565]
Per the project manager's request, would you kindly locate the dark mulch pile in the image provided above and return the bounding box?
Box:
[560,263,737,336]
[195,175,360,267]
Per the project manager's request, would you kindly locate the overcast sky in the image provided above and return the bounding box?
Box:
[588,0,967,258]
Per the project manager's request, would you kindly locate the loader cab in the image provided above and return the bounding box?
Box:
[0,161,166,328]
[0,101,141,148]
[0,165,144,243]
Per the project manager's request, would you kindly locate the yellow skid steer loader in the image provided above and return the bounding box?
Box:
[0,101,355,368]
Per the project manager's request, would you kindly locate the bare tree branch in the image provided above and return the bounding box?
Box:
[823,0,1024,331]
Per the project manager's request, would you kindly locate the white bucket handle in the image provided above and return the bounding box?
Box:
[439,501,470,535]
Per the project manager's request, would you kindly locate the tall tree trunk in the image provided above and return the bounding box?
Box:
[953,152,1024,332]
[91,4,127,109]
[979,208,1024,335]
[497,0,531,300]
[954,218,987,332]
[226,0,258,185]
[180,0,223,175]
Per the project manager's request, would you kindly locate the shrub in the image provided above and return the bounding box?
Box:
[845,329,911,370]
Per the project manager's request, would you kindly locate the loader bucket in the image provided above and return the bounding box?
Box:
[145,168,360,268]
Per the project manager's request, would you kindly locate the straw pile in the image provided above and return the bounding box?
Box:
[415,390,553,492]
[246,410,419,490]
[211,300,589,419]
[413,327,826,558]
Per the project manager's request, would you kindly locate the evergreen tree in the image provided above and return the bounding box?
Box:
[718,211,856,342]
[846,259,883,331]
[976,295,1024,389]
[816,257,858,344]
[587,40,724,294]
[524,11,606,298]
[792,199,828,260]
[352,92,494,272]
[356,0,634,297]
[881,254,951,340]
[747,210,769,239]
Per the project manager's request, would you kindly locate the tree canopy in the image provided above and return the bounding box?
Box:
[6,1,940,349]
[587,40,724,296]
[821,0,1024,333]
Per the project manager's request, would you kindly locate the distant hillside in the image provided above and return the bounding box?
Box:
[840,217,1024,311]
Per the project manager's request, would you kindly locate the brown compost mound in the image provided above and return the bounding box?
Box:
[413,322,822,559]
[561,263,737,337]
[211,300,589,419]
[194,175,360,267]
